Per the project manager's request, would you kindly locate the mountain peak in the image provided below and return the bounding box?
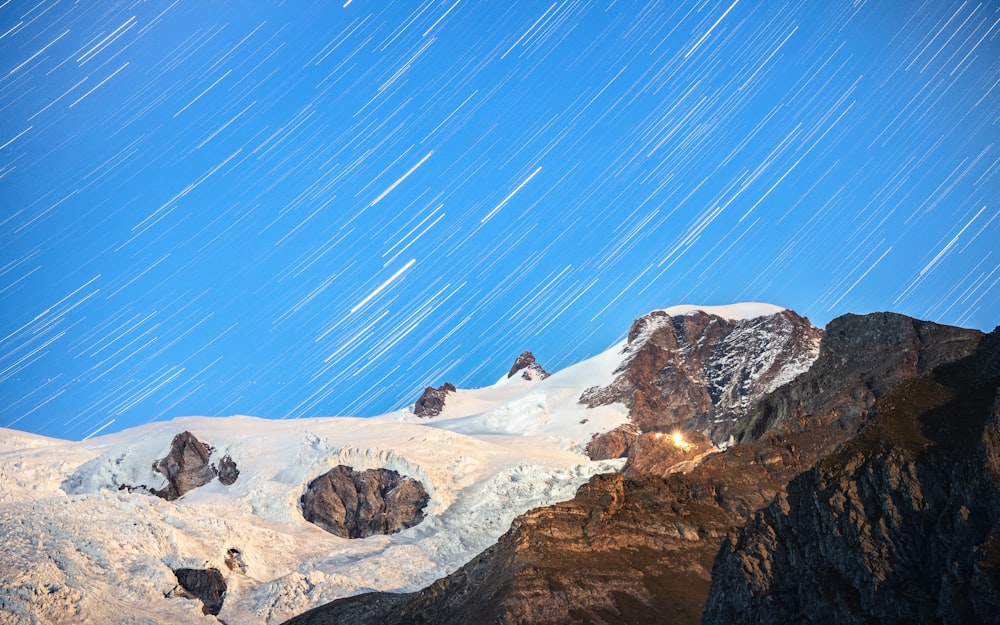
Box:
[506,350,550,381]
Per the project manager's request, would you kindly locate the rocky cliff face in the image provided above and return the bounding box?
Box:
[283,312,983,625]
[150,431,239,500]
[299,465,430,538]
[733,311,983,444]
[703,328,1000,625]
[581,308,822,445]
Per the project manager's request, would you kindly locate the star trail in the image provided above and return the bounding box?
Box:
[1,1,997,440]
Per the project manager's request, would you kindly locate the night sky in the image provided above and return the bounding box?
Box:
[2,1,997,440]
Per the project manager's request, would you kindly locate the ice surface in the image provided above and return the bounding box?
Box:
[0,343,629,625]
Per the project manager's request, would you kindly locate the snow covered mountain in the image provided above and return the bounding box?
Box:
[0,303,821,625]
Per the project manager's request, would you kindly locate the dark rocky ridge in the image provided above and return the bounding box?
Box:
[413,382,456,418]
[151,431,239,501]
[733,311,983,444]
[300,465,430,538]
[284,312,983,625]
[507,350,550,380]
[704,327,1000,625]
[582,308,822,447]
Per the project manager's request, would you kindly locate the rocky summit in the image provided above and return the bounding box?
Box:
[582,307,822,446]
[507,350,550,381]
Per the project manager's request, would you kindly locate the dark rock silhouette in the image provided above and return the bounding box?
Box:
[300,465,430,538]
[172,567,226,616]
[151,432,218,501]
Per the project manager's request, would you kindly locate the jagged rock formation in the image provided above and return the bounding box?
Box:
[283,313,983,625]
[733,311,984,444]
[704,327,1000,625]
[413,382,456,418]
[507,350,550,380]
[300,465,430,538]
[171,567,226,616]
[151,431,239,500]
[581,308,822,444]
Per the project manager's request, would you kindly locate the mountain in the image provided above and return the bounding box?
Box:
[703,327,1000,625]
[583,304,822,451]
[0,304,989,625]
[280,312,985,625]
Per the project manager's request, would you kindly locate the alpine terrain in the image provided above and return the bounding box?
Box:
[1,303,996,625]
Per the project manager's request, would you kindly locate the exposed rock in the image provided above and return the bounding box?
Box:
[622,430,715,477]
[216,453,240,485]
[733,312,984,444]
[147,431,240,500]
[413,382,456,418]
[581,308,822,444]
[284,313,983,625]
[300,465,430,538]
[172,567,226,616]
[586,422,639,460]
[151,432,218,501]
[507,350,550,380]
[704,328,1000,625]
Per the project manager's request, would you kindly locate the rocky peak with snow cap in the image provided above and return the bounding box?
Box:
[413,382,456,418]
[581,303,822,445]
[506,350,550,381]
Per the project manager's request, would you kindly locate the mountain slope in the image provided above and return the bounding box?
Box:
[280,312,984,625]
[704,326,1000,624]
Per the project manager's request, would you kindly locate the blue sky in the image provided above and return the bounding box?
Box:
[1,1,997,440]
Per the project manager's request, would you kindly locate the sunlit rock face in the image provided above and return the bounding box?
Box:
[299,465,430,538]
[581,308,823,445]
[704,328,1000,625]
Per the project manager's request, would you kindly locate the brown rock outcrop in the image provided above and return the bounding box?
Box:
[586,423,639,460]
[151,432,218,501]
[300,465,430,538]
[149,431,240,500]
[413,382,456,418]
[581,308,822,444]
